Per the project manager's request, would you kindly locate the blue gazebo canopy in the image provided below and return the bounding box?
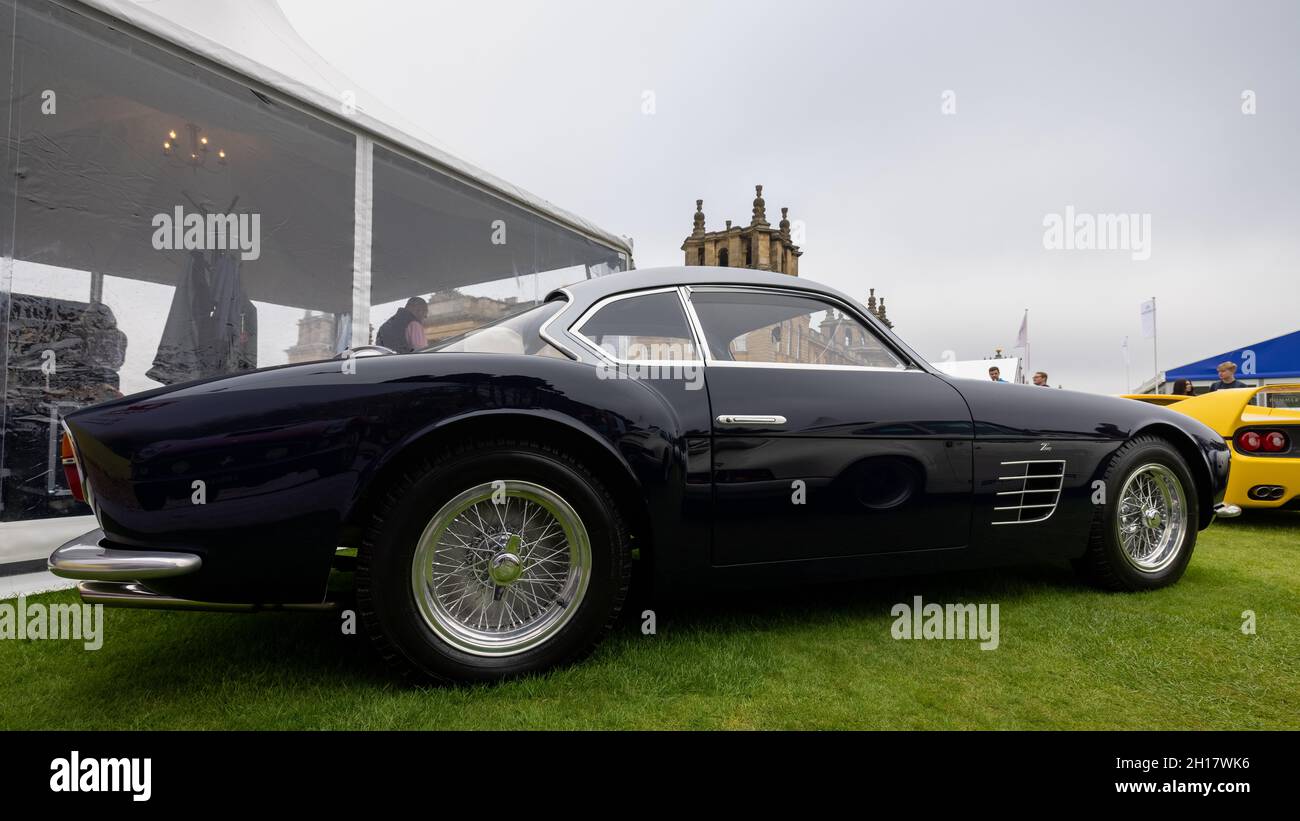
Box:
[1166,329,1300,381]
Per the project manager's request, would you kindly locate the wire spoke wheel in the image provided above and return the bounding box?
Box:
[1115,462,1188,573]
[411,480,591,656]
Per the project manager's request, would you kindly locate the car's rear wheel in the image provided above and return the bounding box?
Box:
[356,438,632,683]
[1075,435,1199,591]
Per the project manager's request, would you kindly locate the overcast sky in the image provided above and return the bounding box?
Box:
[281,0,1300,392]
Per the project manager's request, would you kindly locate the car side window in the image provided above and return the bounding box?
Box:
[573,290,700,362]
[427,300,566,357]
[689,289,907,369]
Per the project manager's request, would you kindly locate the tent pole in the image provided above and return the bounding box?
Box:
[1152,296,1159,392]
[351,135,374,348]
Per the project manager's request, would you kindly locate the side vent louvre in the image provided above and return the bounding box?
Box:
[992,459,1065,525]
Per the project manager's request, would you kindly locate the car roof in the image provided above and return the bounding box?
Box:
[551,266,859,309]
[545,266,933,373]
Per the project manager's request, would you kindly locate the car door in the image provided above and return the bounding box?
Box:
[684,286,975,565]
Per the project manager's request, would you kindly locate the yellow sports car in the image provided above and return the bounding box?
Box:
[1125,385,1300,511]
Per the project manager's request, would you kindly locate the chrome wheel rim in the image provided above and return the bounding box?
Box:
[1115,463,1188,573]
[411,480,591,657]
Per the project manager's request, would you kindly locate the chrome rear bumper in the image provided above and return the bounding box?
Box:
[77,580,334,612]
[48,529,332,612]
[48,529,202,580]
[1213,502,1242,519]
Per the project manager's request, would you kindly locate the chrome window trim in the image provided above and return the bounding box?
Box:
[699,360,913,373]
[538,289,579,360]
[679,286,712,360]
[568,287,706,366]
[683,284,920,372]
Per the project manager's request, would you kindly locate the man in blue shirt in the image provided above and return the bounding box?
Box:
[1209,361,1253,391]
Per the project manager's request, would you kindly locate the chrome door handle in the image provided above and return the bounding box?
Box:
[716,415,787,426]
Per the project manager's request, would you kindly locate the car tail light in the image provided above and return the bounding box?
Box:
[60,429,85,503]
[1236,429,1291,454]
[1263,431,1289,453]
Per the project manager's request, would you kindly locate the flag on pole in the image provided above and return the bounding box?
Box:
[1139,299,1156,339]
[1015,310,1028,349]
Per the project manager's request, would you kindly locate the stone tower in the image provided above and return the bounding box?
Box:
[680,185,894,328]
[681,185,801,276]
[285,311,340,363]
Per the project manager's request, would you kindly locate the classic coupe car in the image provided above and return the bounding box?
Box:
[52,267,1233,683]
[1125,385,1300,511]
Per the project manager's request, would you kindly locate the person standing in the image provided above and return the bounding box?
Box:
[1171,378,1195,396]
[376,297,429,353]
[1032,371,1049,387]
[988,366,1008,383]
[1209,361,1252,391]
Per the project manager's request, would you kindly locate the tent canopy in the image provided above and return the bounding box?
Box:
[77,0,631,258]
[5,0,628,316]
[1166,329,1300,381]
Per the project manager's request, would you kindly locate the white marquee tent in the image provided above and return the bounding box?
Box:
[0,0,631,566]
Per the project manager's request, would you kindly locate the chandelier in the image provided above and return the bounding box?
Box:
[162,123,228,168]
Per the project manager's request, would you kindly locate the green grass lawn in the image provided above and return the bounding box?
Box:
[2,515,1296,730]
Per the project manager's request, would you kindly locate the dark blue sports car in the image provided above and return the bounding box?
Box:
[51,267,1234,682]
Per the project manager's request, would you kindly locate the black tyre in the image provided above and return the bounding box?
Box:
[1075,435,1199,591]
[356,438,632,683]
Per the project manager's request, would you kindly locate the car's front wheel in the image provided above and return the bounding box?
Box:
[1075,435,1199,591]
[356,438,632,683]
